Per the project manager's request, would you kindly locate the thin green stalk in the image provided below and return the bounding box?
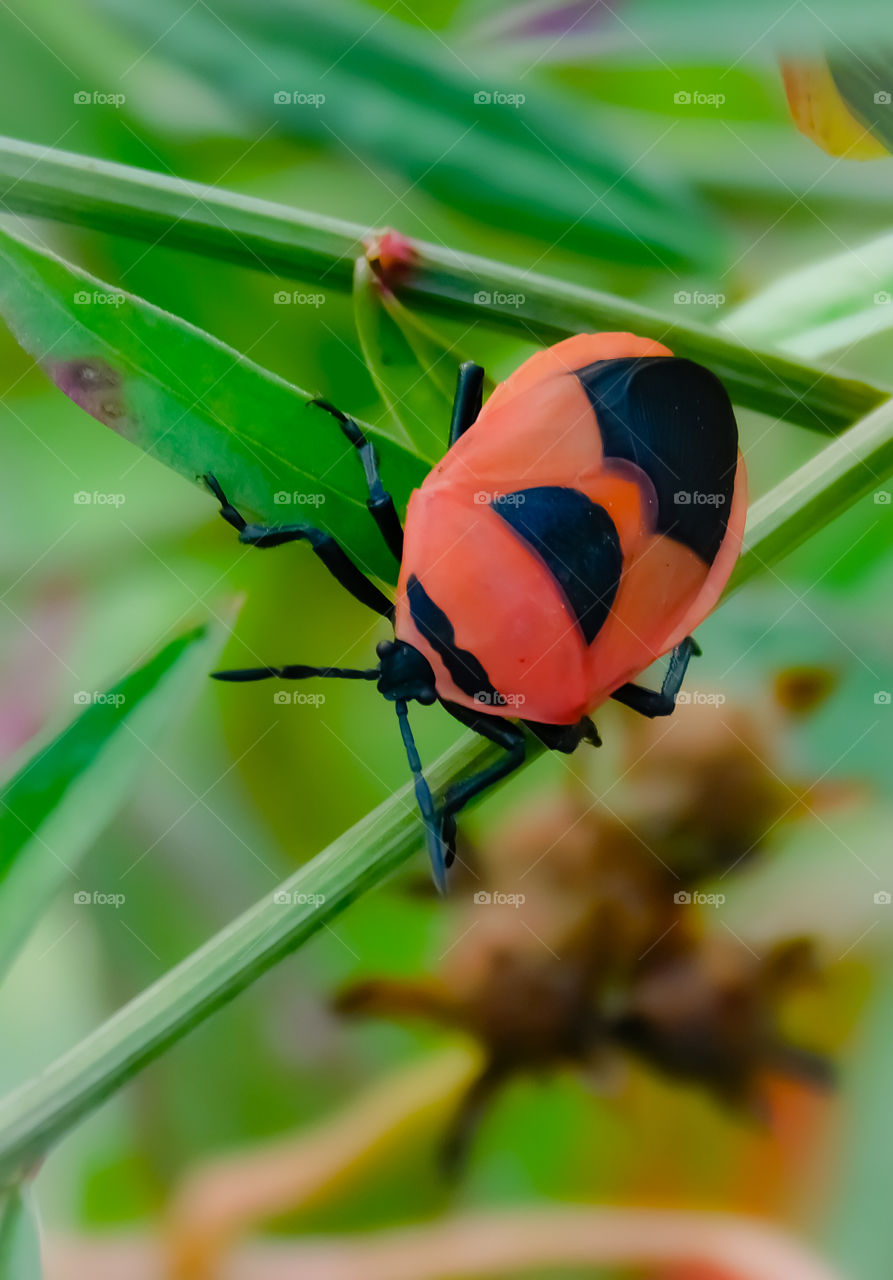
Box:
[0,731,536,1188]
[0,136,883,433]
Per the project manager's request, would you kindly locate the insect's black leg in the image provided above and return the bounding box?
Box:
[523,715,601,752]
[609,636,702,718]
[308,399,404,562]
[449,361,485,446]
[204,474,393,619]
[439,701,526,866]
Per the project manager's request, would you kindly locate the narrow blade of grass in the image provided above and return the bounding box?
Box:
[0,622,229,983]
[0,136,883,433]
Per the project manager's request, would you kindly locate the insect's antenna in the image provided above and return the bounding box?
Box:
[211,665,379,683]
[394,697,447,895]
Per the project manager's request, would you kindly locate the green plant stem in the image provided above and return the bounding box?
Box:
[0,135,883,433]
[0,732,537,1188]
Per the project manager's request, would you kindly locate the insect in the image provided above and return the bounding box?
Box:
[205,331,747,890]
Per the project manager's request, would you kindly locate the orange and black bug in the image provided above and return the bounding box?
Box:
[205,332,747,890]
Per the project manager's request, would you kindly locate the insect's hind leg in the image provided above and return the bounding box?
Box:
[610,636,702,718]
[308,399,404,562]
[438,701,526,866]
[449,361,485,446]
[204,474,393,618]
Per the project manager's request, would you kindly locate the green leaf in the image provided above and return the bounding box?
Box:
[729,395,893,593]
[353,253,492,463]
[830,48,893,153]
[96,0,718,273]
[0,225,427,586]
[0,730,539,1187]
[722,230,893,358]
[0,136,880,434]
[0,1188,41,1278]
[0,622,229,983]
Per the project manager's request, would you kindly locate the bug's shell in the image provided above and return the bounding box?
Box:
[394,333,747,725]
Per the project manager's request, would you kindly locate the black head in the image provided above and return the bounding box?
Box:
[376,639,437,705]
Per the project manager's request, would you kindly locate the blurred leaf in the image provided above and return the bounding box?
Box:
[0,730,521,1185]
[729,396,893,592]
[0,1187,41,1279]
[475,0,893,60]
[0,136,880,434]
[354,254,492,462]
[0,226,427,585]
[95,0,718,273]
[723,230,893,358]
[0,622,228,983]
[827,968,893,1280]
[829,48,893,153]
